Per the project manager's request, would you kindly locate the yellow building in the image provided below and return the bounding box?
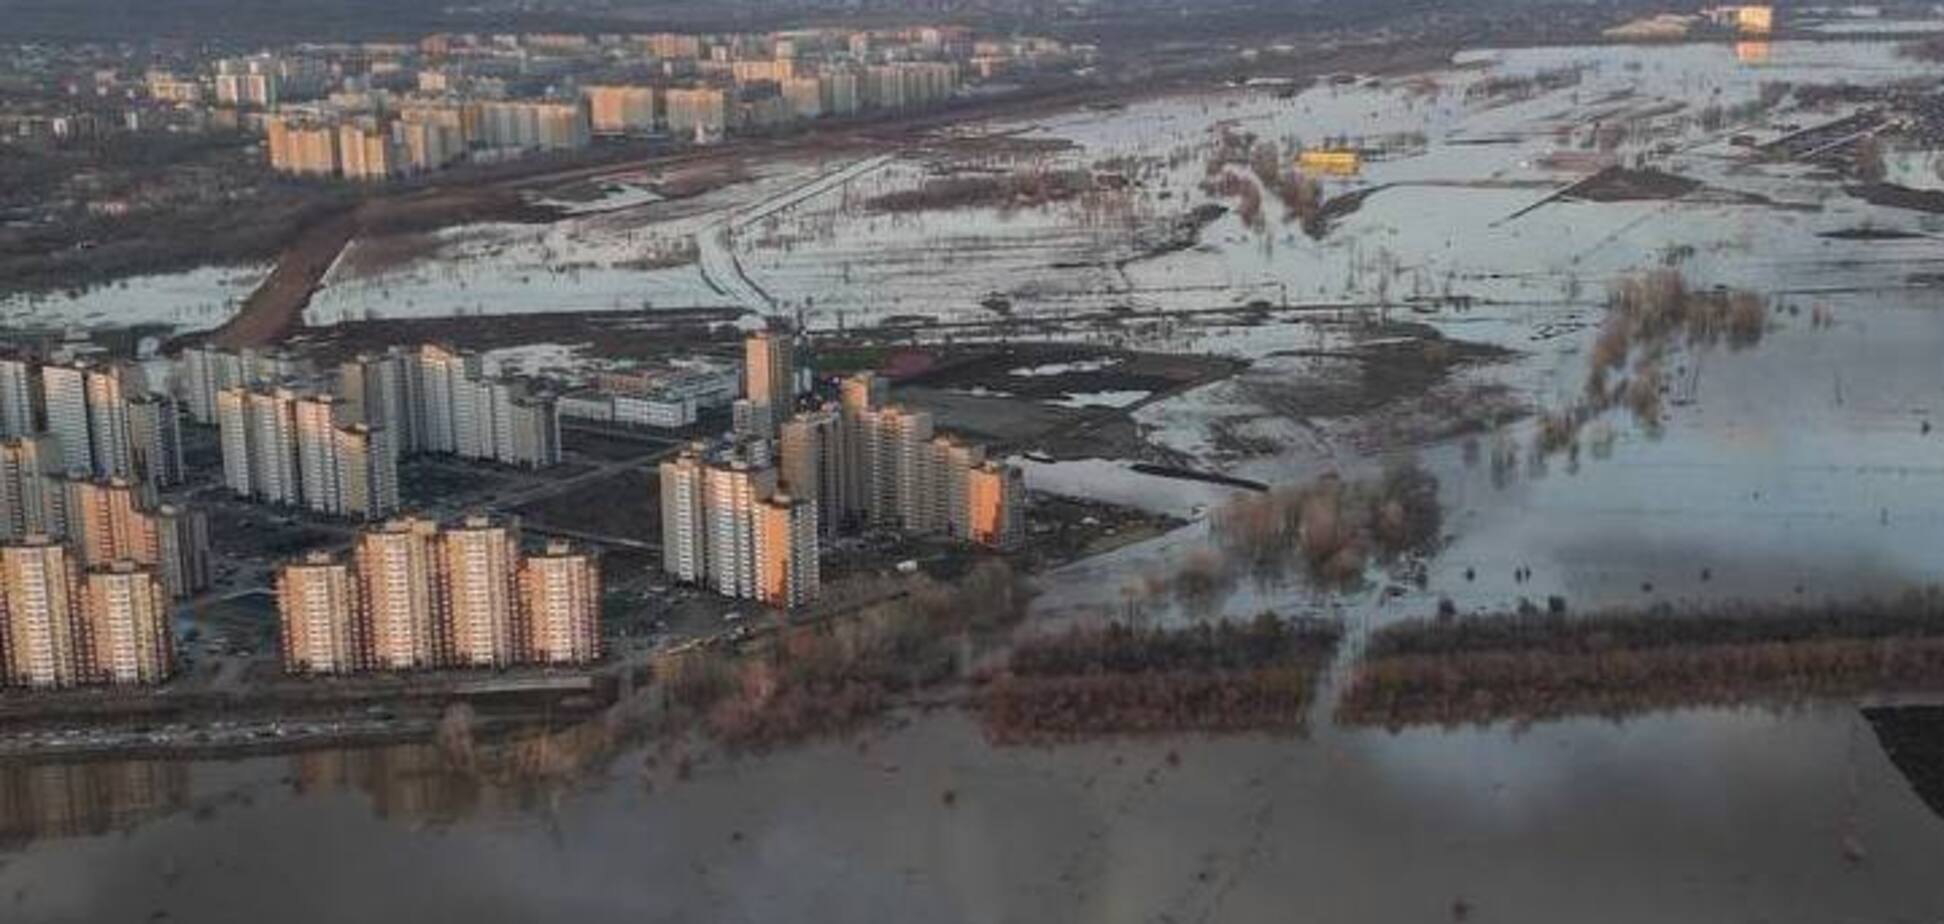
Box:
[265,115,340,178]
[583,85,657,135]
[1297,149,1362,177]
[1728,5,1773,35]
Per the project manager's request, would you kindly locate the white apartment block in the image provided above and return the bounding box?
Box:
[0,358,36,438]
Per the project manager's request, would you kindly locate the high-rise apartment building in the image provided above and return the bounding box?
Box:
[49,478,207,600]
[124,394,183,489]
[214,56,282,109]
[150,504,211,600]
[265,115,340,178]
[754,494,819,608]
[659,449,710,584]
[742,330,795,438]
[355,517,447,671]
[583,85,657,135]
[0,436,61,541]
[0,538,86,689]
[778,408,844,534]
[294,394,346,515]
[704,460,776,601]
[84,366,133,482]
[929,434,985,539]
[825,371,1026,550]
[59,477,149,569]
[661,444,821,607]
[393,112,466,175]
[966,461,1026,551]
[333,425,399,521]
[520,540,600,665]
[337,118,399,182]
[338,348,421,454]
[0,358,37,438]
[80,562,172,686]
[178,347,245,425]
[873,404,935,532]
[40,364,94,477]
[221,387,397,518]
[277,551,361,676]
[664,87,730,140]
[443,515,521,669]
[416,344,480,456]
[474,101,591,152]
[218,386,300,505]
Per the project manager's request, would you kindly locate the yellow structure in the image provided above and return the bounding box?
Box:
[1297,149,1362,177]
[1730,5,1773,35]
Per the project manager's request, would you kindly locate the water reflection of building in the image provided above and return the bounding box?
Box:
[289,723,616,825]
[292,745,484,825]
[0,759,189,844]
[1735,41,1772,65]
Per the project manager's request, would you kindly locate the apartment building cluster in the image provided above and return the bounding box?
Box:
[0,538,175,689]
[266,99,590,181]
[185,342,560,519]
[0,468,209,601]
[659,332,1026,609]
[247,24,1041,179]
[217,387,399,520]
[0,357,184,497]
[335,344,562,469]
[0,355,209,615]
[275,516,600,675]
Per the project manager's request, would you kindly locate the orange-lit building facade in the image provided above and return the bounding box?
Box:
[0,538,174,689]
[278,517,602,674]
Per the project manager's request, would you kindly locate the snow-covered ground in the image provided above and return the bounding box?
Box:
[0,263,269,333]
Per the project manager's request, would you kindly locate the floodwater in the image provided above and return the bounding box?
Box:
[10,35,1944,920]
[0,703,1940,922]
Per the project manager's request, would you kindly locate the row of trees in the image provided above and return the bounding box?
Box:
[1339,591,1944,728]
[978,611,1341,744]
[659,560,1031,751]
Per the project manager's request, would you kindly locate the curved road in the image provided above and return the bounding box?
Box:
[695,153,899,317]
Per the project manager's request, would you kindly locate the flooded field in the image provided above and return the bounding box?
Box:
[9,33,1944,920]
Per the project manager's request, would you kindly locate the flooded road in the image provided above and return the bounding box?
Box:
[0,705,1940,922]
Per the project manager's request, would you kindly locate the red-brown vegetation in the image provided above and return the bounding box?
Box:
[1338,590,1944,728]
[662,561,1032,750]
[865,169,1108,213]
[1539,268,1767,457]
[977,613,1342,744]
[1209,461,1441,588]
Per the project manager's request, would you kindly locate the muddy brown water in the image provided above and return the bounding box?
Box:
[0,702,1939,922]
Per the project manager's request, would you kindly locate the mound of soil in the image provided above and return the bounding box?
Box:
[1847,182,1944,215]
[1567,167,1701,203]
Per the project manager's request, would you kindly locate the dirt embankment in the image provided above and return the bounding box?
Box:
[1846,182,1944,214]
[200,187,560,351]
